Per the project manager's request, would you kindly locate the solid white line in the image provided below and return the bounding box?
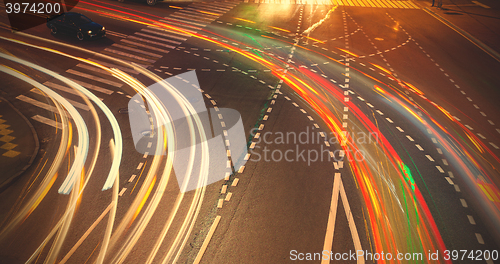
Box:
[66,69,123,87]
[31,115,61,128]
[231,178,239,186]
[321,172,341,264]
[118,188,127,196]
[193,215,222,264]
[340,180,364,264]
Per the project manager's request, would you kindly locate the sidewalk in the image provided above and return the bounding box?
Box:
[0,96,39,192]
[414,0,500,62]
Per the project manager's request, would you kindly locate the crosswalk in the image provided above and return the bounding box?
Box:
[18,1,238,129]
[244,0,419,8]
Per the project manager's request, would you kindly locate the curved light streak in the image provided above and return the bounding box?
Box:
[0,36,122,192]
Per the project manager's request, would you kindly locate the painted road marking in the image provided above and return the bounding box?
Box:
[32,115,62,128]
[472,1,490,8]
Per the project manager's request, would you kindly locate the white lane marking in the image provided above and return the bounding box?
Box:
[76,63,112,76]
[66,69,123,87]
[406,135,414,141]
[415,144,424,151]
[339,179,364,264]
[193,215,221,264]
[231,178,239,186]
[460,199,468,207]
[58,203,114,264]
[425,155,435,162]
[42,82,99,99]
[65,78,114,95]
[436,166,445,173]
[87,58,140,74]
[29,89,90,111]
[475,233,484,244]
[104,48,156,63]
[128,174,136,182]
[17,95,57,112]
[31,115,61,128]
[118,188,127,196]
[163,17,208,27]
[321,173,341,264]
[127,35,176,49]
[467,215,476,225]
[445,177,453,184]
[137,162,144,170]
[225,192,232,201]
[112,43,163,58]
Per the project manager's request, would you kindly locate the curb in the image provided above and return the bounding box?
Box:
[421,6,500,64]
[0,96,40,192]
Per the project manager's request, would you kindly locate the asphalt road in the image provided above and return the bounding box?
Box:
[0,0,499,263]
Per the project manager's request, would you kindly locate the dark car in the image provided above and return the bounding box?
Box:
[46,12,106,40]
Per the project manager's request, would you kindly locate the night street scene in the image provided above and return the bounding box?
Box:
[0,0,499,262]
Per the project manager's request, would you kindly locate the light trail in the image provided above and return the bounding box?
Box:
[0,36,123,192]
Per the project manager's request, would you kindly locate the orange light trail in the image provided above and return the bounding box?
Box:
[268,26,290,33]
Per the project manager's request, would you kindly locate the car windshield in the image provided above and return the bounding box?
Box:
[69,14,91,25]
